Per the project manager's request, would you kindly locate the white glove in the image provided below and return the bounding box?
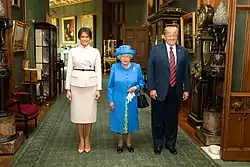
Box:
[126,92,135,103]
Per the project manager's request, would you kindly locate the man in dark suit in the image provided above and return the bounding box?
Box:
[147,26,190,155]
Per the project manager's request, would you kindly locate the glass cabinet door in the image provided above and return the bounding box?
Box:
[35,23,57,100]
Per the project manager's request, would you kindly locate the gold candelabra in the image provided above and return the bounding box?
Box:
[103,40,117,75]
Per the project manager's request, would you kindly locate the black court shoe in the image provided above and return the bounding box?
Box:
[126,145,134,153]
[117,145,123,153]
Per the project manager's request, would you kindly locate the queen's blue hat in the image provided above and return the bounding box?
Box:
[114,45,136,57]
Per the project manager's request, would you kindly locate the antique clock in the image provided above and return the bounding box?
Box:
[188,4,215,128]
[197,4,214,30]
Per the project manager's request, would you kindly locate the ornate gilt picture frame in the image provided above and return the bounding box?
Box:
[147,0,156,17]
[62,16,76,44]
[50,17,58,27]
[180,12,196,53]
[12,20,29,52]
[157,0,164,10]
[11,0,20,8]
[79,14,96,47]
[50,17,59,45]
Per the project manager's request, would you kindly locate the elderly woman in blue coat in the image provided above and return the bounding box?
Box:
[108,45,144,153]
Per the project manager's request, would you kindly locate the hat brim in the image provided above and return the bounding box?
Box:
[114,50,136,57]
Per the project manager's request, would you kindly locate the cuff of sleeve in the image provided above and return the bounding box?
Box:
[96,86,102,90]
[65,85,70,90]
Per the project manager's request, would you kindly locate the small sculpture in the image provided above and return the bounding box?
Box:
[231,99,243,111]
[191,61,202,80]
[213,1,228,25]
[0,1,5,16]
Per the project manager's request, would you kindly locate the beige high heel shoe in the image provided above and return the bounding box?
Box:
[78,144,84,153]
[84,139,91,153]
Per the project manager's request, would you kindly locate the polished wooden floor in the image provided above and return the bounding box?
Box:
[0,98,203,167]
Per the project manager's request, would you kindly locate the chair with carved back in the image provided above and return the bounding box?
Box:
[7,90,39,138]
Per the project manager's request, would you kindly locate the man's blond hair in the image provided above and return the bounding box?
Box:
[163,26,179,35]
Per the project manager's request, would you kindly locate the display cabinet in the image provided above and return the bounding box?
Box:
[147,7,187,49]
[34,22,57,100]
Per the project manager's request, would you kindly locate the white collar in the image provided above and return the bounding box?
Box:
[79,44,91,49]
[165,43,176,50]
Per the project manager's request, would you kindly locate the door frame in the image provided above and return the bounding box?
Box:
[221,0,250,160]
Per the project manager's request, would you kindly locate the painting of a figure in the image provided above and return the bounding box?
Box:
[157,0,164,10]
[147,0,156,17]
[80,14,96,47]
[14,26,24,47]
[62,16,76,44]
[180,12,196,53]
[11,0,20,8]
[12,21,29,52]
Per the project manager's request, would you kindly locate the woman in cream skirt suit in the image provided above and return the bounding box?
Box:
[65,27,102,153]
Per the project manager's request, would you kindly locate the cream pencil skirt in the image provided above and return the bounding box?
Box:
[70,85,97,124]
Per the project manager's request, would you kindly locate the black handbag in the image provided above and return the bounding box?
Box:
[137,91,149,108]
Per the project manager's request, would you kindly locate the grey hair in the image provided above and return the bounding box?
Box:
[117,54,133,59]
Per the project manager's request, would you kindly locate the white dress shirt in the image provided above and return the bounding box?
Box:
[165,43,177,65]
[65,44,102,90]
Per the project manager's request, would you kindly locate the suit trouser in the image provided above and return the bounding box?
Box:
[151,86,180,148]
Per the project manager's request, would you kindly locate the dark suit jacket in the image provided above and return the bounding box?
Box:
[147,43,190,101]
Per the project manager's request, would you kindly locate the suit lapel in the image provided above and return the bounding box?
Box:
[176,45,182,70]
[162,43,170,68]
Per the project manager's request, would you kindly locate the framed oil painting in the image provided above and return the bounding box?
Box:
[51,17,58,27]
[79,14,96,47]
[12,20,29,52]
[50,17,59,45]
[159,0,177,8]
[62,16,76,44]
[147,0,156,17]
[157,0,164,11]
[180,12,196,53]
[11,0,20,8]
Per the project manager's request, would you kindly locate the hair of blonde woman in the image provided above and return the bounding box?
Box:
[163,26,179,35]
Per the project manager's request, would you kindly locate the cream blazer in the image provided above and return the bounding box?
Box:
[65,45,102,90]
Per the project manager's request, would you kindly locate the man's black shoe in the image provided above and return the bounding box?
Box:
[154,147,161,155]
[166,147,177,155]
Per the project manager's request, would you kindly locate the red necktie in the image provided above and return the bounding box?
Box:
[169,46,176,87]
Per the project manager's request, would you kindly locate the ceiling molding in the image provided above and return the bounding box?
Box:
[107,0,125,2]
[49,0,92,8]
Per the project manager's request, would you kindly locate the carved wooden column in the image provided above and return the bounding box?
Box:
[0,1,24,155]
[1,0,14,91]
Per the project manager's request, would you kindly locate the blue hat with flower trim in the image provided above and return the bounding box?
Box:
[114,45,136,57]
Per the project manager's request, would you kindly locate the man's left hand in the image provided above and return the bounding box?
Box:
[183,92,189,101]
